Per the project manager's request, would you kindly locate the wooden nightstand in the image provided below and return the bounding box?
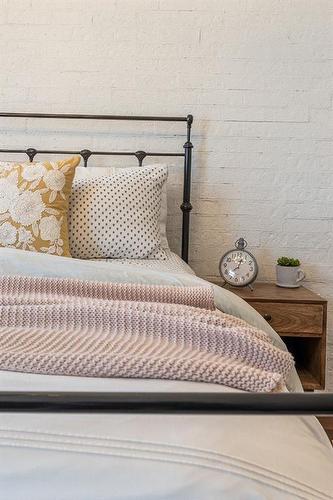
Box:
[208,280,327,391]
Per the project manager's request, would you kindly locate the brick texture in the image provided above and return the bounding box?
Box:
[0,0,332,389]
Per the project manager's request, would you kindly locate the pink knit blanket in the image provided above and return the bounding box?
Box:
[0,275,294,392]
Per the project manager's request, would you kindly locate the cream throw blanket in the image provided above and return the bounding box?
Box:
[0,275,294,392]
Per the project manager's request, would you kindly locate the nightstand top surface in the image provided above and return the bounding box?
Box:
[208,279,326,303]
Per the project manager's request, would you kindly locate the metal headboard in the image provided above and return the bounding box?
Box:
[0,112,193,262]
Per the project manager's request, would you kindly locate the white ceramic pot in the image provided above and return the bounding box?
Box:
[276,265,306,288]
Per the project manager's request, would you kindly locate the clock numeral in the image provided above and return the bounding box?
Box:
[223,263,227,268]
[227,258,231,262]
[250,267,253,272]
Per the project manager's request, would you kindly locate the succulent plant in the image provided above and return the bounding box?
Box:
[277,256,301,267]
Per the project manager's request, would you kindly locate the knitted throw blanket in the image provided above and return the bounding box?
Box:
[0,275,294,392]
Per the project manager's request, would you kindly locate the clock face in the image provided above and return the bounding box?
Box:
[219,250,258,287]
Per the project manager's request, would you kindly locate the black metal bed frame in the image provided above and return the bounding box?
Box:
[1,392,332,415]
[0,112,193,263]
[0,111,332,416]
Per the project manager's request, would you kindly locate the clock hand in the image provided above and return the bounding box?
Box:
[232,259,243,272]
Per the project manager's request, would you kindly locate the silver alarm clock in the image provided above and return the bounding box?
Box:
[219,238,258,289]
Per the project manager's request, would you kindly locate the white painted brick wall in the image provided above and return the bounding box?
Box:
[0,0,332,389]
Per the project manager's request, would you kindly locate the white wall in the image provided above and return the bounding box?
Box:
[1,0,332,388]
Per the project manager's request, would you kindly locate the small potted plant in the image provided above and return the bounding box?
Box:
[276,257,306,288]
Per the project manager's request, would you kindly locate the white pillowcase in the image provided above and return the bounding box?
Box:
[74,164,169,250]
[69,165,168,260]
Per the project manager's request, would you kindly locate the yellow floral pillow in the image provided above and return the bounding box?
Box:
[0,156,80,257]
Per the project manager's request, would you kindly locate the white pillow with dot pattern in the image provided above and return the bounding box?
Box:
[69,165,167,260]
[74,164,169,250]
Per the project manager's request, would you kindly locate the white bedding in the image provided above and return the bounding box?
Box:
[98,248,195,274]
[0,248,332,500]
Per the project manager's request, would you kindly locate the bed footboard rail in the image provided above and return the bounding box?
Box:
[0,392,332,415]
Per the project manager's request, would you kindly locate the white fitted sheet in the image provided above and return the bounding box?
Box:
[96,249,195,274]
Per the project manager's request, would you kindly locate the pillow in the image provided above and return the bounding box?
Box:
[0,156,80,257]
[69,165,168,260]
[74,164,170,249]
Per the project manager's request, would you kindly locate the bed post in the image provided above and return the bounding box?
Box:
[181,114,193,263]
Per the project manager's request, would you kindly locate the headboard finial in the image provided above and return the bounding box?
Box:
[26,148,37,162]
[186,114,193,125]
[80,149,92,167]
[134,151,147,166]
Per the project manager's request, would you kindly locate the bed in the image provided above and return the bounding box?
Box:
[0,113,332,500]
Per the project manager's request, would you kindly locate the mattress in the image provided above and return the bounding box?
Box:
[0,247,332,500]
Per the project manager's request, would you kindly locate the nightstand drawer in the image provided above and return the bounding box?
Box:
[250,302,324,335]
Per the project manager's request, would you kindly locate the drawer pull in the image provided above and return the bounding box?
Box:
[263,314,272,322]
